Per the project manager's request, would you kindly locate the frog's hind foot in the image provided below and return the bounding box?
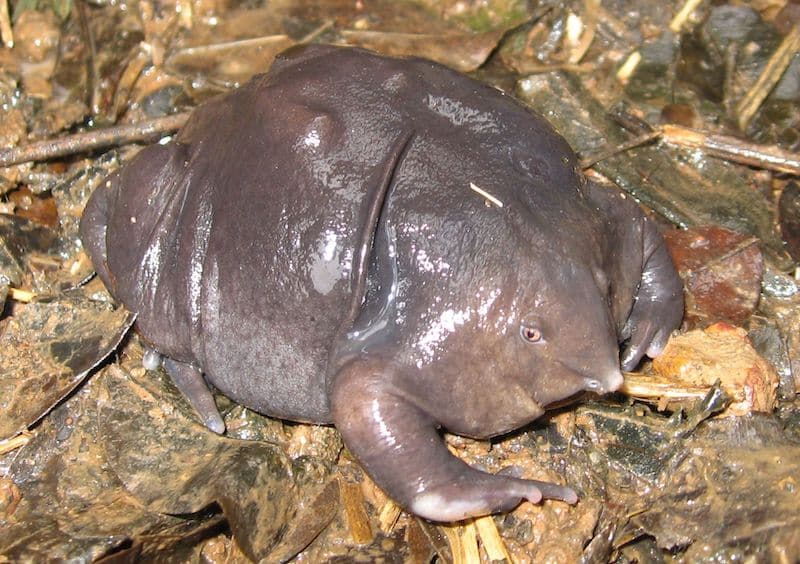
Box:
[160,356,226,434]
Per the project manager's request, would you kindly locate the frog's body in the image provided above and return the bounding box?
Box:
[81,44,683,521]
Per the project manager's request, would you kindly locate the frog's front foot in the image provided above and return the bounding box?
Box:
[331,357,577,522]
[621,220,684,371]
[143,349,225,434]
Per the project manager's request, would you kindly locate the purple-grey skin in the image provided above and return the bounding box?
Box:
[80,44,683,522]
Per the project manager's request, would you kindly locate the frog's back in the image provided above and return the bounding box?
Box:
[85,45,597,423]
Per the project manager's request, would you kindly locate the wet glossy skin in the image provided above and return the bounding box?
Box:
[80,44,683,521]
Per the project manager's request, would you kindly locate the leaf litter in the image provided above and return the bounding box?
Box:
[0,0,799,561]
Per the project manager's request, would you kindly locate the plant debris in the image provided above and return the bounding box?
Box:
[0,0,799,561]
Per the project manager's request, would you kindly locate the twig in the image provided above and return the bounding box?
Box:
[669,0,704,33]
[736,25,800,130]
[473,515,514,563]
[0,112,190,168]
[469,182,504,208]
[616,50,641,83]
[566,0,598,64]
[661,124,800,175]
[168,34,291,58]
[77,0,101,116]
[299,20,334,44]
[580,130,661,169]
[0,431,32,455]
[0,0,12,47]
[581,123,800,176]
[377,499,402,533]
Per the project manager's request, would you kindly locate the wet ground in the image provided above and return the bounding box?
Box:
[0,0,799,561]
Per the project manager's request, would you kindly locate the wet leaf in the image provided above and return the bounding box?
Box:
[166,36,296,89]
[779,181,800,262]
[0,213,59,287]
[341,28,509,72]
[652,323,779,416]
[0,289,133,440]
[635,419,800,559]
[574,404,800,559]
[97,362,334,561]
[664,225,764,326]
[0,375,211,561]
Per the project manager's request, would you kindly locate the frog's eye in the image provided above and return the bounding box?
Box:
[520,324,544,343]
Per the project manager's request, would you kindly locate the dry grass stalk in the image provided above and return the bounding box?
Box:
[0,431,31,455]
[474,514,514,563]
[736,24,800,130]
[616,50,641,83]
[661,124,800,175]
[339,480,374,544]
[377,499,402,533]
[441,521,481,564]
[669,0,704,32]
[0,0,12,47]
[8,287,35,303]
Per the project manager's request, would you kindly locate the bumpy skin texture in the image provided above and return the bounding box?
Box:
[80,45,683,521]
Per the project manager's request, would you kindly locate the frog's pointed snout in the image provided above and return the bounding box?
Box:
[584,369,624,395]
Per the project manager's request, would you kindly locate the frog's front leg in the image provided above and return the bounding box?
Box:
[330,357,577,522]
[620,218,684,370]
[156,355,226,435]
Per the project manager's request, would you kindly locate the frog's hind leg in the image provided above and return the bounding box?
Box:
[331,357,578,521]
[153,354,226,434]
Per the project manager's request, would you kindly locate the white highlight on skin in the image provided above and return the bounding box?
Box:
[426,94,499,133]
[411,492,488,522]
[414,308,470,366]
[414,249,450,275]
[310,229,345,295]
[189,198,213,325]
[476,287,500,320]
[371,398,396,448]
[604,369,624,392]
[304,129,320,148]
[139,237,162,298]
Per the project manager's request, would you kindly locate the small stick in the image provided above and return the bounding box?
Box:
[567,0,598,64]
[669,0,704,32]
[339,480,373,544]
[299,20,334,44]
[441,521,480,564]
[661,123,800,175]
[469,182,504,208]
[0,112,190,168]
[0,0,12,47]
[77,0,102,115]
[616,50,641,83]
[579,130,661,169]
[736,25,800,130]
[0,431,32,455]
[581,123,800,175]
[8,288,35,302]
[377,499,402,533]
[474,515,514,562]
[169,34,291,58]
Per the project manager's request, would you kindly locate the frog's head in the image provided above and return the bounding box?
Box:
[502,247,624,407]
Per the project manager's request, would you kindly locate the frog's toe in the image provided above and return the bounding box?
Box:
[162,357,226,434]
[142,347,163,370]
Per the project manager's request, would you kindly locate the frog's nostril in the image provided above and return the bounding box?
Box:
[585,379,603,392]
[585,370,624,394]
